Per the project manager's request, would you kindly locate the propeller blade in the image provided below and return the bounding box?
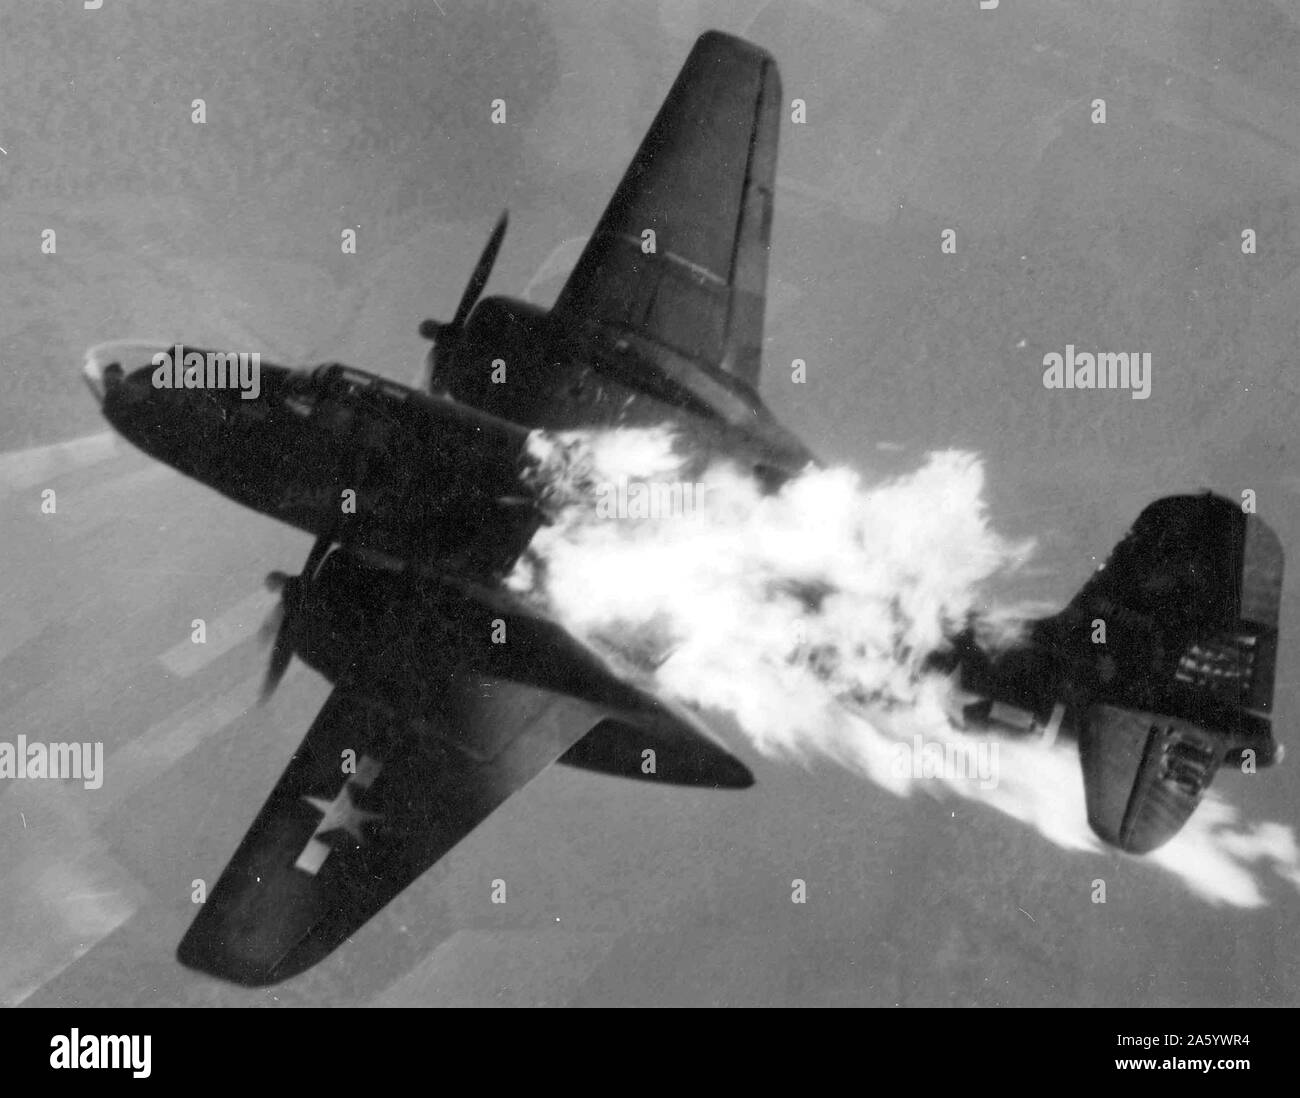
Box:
[301,534,333,580]
[257,597,284,646]
[258,535,333,704]
[417,212,508,388]
[449,210,508,331]
[260,621,295,703]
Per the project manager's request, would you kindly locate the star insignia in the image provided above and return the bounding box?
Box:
[303,785,382,844]
[294,755,383,875]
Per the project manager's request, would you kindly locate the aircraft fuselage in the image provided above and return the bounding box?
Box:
[86,293,812,584]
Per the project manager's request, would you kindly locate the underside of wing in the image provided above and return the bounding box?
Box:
[176,675,612,986]
[552,30,781,390]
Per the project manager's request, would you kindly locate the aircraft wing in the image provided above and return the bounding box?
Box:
[177,669,615,986]
[552,30,781,390]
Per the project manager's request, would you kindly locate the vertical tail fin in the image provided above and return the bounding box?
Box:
[1060,493,1281,724]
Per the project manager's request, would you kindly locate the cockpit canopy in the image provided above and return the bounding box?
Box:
[310,363,413,403]
[269,364,427,446]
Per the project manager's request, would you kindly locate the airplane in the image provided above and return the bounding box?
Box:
[80,31,1284,985]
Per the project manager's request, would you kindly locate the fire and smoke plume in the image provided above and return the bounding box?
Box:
[508,427,1300,907]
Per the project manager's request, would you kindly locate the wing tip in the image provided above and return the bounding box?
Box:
[176,889,324,988]
[695,28,776,68]
[177,924,326,988]
[176,932,281,989]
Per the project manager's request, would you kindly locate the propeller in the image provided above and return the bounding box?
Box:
[419,211,508,387]
[258,533,333,702]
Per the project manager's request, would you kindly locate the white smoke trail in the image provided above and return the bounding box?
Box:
[509,426,1300,907]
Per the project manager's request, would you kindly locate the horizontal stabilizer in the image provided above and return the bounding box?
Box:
[1079,705,1226,854]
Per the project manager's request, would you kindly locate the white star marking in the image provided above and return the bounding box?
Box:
[295,755,383,875]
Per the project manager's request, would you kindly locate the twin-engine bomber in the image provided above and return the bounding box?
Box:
[83,31,1284,985]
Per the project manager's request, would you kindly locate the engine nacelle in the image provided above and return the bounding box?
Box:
[438,297,551,413]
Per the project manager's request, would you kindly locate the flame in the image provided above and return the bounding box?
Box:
[509,426,1300,907]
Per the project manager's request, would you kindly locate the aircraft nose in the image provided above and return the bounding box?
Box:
[81,352,122,402]
[81,340,166,404]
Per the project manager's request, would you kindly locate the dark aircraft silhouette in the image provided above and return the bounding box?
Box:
[931,491,1283,854]
[81,32,1284,985]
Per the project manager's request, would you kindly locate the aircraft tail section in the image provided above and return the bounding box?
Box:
[1054,494,1284,852]
[1058,493,1281,725]
[945,492,1285,854]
